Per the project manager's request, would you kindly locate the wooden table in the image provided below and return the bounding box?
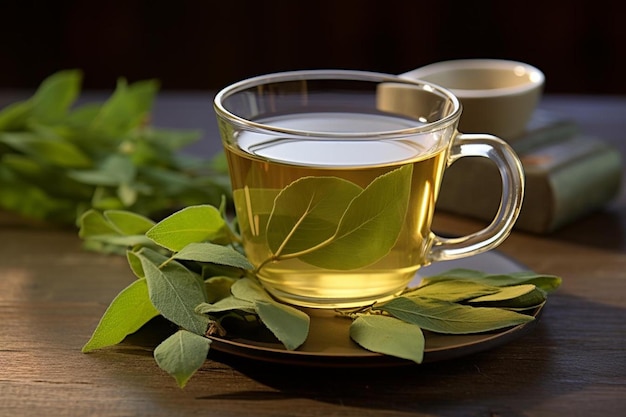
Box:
[1,94,625,417]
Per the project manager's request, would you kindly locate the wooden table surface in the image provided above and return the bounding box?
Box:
[1,93,625,417]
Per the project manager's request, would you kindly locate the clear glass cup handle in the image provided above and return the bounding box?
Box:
[427,133,525,262]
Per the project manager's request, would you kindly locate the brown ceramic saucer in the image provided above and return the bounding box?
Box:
[208,251,542,367]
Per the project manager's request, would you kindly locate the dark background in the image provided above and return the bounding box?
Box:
[1,0,625,95]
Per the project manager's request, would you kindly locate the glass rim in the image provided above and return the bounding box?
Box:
[213,69,462,139]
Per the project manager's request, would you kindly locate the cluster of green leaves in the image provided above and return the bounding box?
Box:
[0,70,229,225]
[80,200,561,388]
[350,269,561,363]
[79,204,310,388]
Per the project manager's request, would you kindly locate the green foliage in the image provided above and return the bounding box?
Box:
[80,169,561,387]
[0,70,229,225]
[376,297,534,334]
[81,205,309,387]
[230,278,310,350]
[15,71,562,388]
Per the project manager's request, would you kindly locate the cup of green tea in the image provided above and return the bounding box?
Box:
[214,70,524,308]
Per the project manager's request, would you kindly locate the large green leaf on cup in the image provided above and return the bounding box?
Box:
[299,164,413,270]
[266,176,362,255]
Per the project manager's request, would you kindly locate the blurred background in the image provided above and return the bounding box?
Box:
[1,0,625,95]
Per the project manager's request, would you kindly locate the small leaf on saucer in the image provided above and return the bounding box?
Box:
[468,285,547,309]
[196,296,255,314]
[378,296,534,334]
[404,280,501,302]
[204,276,238,303]
[421,268,562,292]
[350,315,424,363]
[230,277,272,303]
[254,299,310,351]
[227,277,310,350]
[154,329,211,388]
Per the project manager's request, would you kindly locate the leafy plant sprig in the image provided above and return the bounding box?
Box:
[0,70,230,225]
[80,202,561,388]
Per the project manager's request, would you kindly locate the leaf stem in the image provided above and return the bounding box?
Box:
[255,233,337,276]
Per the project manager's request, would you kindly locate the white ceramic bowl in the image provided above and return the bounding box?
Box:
[401,59,545,139]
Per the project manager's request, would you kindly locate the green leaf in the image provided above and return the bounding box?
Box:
[91,186,124,210]
[0,100,33,131]
[85,234,155,249]
[254,300,309,351]
[173,242,253,270]
[31,69,82,123]
[92,78,159,134]
[403,280,501,302]
[103,210,156,235]
[66,102,102,127]
[227,278,309,350]
[146,205,230,252]
[78,209,154,251]
[468,284,536,302]
[127,250,145,279]
[266,177,362,256]
[69,154,136,186]
[154,329,211,388]
[230,277,271,303]
[299,164,413,269]
[204,276,238,303]
[141,127,201,151]
[0,132,92,168]
[117,182,137,206]
[378,296,534,334]
[201,263,247,280]
[469,285,547,309]
[404,280,547,310]
[195,297,256,314]
[1,153,92,199]
[0,176,75,223]
[137,248,210,335]
[350,315,424,363]
[420,268,562,293]
[78,209,119,238]
[82,278,159,352]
